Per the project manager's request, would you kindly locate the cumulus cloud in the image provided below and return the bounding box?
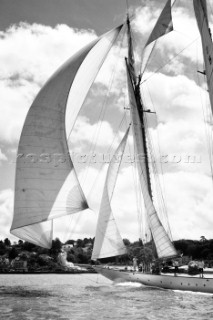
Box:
[1,0,213,243]
[0,189,16,241]
[69,116,122,153]
[0,149,7,165]
[0,23,96,145]
[163,171,213,240]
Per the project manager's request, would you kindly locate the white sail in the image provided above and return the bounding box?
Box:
[92,128,130,260]
[11,25,122,248]
[193,0,213,113]
[126,62,177,259]
[141,0,173,74]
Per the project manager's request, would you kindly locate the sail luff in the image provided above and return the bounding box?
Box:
[193,0,213,115]
[11,25,123,248]
[92,128,130,260]
[126,60,177,259]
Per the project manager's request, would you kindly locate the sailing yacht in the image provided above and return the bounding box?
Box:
[10,0,213,293]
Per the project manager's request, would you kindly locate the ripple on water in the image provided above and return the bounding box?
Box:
[0,274,213,320]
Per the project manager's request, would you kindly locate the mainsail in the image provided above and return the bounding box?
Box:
[92,127,130,260]
[126,12,177,259]
[11,25,123,248]
[126,62,177,259]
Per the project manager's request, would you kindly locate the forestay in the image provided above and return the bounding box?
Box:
[11,25,122,248]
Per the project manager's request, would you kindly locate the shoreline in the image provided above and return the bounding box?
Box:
[0,269,97,274]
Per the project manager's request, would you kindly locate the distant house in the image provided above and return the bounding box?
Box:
[39,254,52,261]
[182,256,192,265]
[11,258,28,272]
[0,257,9,272]
[62,244,73,252]
[82,242,93,253]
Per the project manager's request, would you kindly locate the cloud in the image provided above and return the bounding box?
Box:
[163,171,213,240]
[0,189,16,241]
[0,149,7,165]
[69,116,121,152]
[0,23,96,145]
[1,0,213,244]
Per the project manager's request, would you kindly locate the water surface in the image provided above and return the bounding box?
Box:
[0,274,212,319]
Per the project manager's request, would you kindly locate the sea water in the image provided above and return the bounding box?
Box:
[0,274,212,320]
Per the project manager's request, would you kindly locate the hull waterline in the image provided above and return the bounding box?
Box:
[93,266,213,294]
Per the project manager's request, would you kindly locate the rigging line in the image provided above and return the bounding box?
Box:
[135,161,144,240]
[63,208,87,243]
[122,86,144,240]
[208,0,213,21]
[123,95,143,240]
[139,0,177,75]
[86,115,128,204]
[126,0,129,12]
[196,47,213,185]
[196,31,213,180]
[144,114,173,240]
[132,134,143,239]
[140,37,199,84]
[139,40,157,76]
[142,82,172,239]
[171,0,178,6]
[141,98,171,236]
[129,133,144,240]
[80,26,127,188]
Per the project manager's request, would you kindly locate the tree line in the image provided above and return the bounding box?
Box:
[0,236,213,272]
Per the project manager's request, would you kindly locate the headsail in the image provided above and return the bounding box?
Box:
[11,25,123,248]
[193,0,213,113]
[91,127,130,260]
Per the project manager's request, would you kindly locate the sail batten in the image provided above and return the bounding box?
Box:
[11,26,122,248]
[92,128,130,260]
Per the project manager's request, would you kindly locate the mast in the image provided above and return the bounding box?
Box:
[126,15,177,259]
[126,16,152,198]
[135,79,153,198]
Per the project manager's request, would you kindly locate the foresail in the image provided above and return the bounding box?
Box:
[11,25,122,248]
[193,0,213,113]
[141,0,173,74]
[91,128,130,260]
[126,62,177,259]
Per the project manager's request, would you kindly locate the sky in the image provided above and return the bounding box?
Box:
[1,0,213,245]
